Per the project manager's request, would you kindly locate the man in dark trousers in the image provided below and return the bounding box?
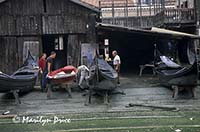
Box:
[43,51,56,98]
[39,53,47,92]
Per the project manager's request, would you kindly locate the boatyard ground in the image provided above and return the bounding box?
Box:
[0,74,200,132]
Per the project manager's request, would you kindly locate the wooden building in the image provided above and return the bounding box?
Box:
[0,0,100,74]
[91,0,196,29]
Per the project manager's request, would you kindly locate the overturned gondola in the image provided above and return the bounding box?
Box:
[85,56,121,104]
[0,51,39,103]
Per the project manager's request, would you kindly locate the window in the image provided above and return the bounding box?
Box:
[54,36,64,50]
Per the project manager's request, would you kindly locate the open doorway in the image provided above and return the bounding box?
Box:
[42,35,68,70]
[99,31,155,74]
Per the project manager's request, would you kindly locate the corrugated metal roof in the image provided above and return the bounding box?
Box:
[96,23,200,39]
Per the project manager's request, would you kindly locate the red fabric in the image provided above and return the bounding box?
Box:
[39,58,46,71]
[47,66,77,84]
[48,66,77,76]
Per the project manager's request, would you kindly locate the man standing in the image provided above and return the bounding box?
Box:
[112,50,121,85]
[39,53,47,91]
[43,51,56,97]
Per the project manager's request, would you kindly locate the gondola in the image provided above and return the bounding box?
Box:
[155,56,197,87]
[89,57,118,91]
[0,51,39,94]
[154,42,197,98]
[0,71,37,93]
[85,56,119,104]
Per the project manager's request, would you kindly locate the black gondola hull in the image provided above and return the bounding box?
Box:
[0,51,39,93]
[156,64,197,87]
[0,75,36,93]
[89,58,118,91]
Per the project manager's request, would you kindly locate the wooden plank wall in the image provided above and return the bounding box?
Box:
[0,0,98,73]
[0,1,11,15]
[42,15,86,34]
[43,0,91,35]
[0,0,97,36]
[0,15,42,36]
[67,35,84,67]
[0,15,15,35]
[9,0,43,15]
[16,15,42,35]
[0,36,41,74]
[0,37,19,74]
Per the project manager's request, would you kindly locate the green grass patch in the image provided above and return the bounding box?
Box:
[0,110,200,132]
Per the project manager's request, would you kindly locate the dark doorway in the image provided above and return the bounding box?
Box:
[42,35,68,70]
[99,31,155,74]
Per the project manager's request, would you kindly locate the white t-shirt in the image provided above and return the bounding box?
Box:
[113,55,121,65]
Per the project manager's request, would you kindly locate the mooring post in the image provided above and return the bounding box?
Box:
[191,86,196,98]
[47,83,52,99]
[12,90,21,104]
[172,85,179,100]
[85,86,92,106]
[104,91,109,105]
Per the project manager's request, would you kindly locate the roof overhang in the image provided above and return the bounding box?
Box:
[0,0,6,3]
[0,0,100,13]
[70,0,100,13]
[151,27,200,39]
[96,23,200,39]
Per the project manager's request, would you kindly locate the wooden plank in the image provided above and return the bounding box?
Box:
[68,35,81,67]
[42,15,87,34]
[0,37,18,74]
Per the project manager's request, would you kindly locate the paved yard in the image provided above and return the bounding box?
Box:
[0,75,200,132]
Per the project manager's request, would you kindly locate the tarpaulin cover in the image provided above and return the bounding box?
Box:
[97,58,118,80]
[160,56,181,68]
[89,58,118,90]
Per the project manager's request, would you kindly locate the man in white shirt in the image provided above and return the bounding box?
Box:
[112,50,121,85]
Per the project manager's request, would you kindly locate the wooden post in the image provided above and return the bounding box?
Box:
[112,0,115,25]
[154,0,156,15]
[65,84,72,98]
[137,1,139,16]
[125,0,128,27]
[139,0,143,27]
[149,0,151,16]
[104,91,109,105]
[47,83,52,99]
[172,85,179,100]
[12,90,21,104]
